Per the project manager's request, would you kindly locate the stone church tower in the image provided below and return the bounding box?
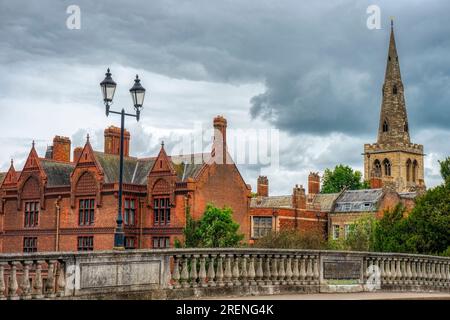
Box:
[364,21,426,192]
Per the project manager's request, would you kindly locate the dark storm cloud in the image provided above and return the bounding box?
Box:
[1,0,448,136]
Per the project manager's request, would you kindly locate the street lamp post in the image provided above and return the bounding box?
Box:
[100,68,146,249]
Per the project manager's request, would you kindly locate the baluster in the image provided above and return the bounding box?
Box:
[271,255,279,285]
[445,262,450,289]
[207,255,216,287]
[264,255,272,285]
[8,261,19,300]
[216,255,225,287]
[411,259,417,286]
[56,261,66,297]
[45,260,57,298]
[248,255,257,286]
[363,257,369,284]
[299,255,307,285]
[379,258,385,286]
[190,255,199,288]
[0,262,7,300]
[384,258,391,285]
[232,255,240,286]
[430,260,437,287]
[256,255,264,286]
[405,258,412,286]
[313,255,320,284]
[172,255,181,289]
[292,255,300,285]
[424,260,430,287]
[180,255,190,288]
[436,261,443,289]
[398,258,407,285]
[21,261,32,300]
[224,254,233,287]
[279,255,286,285]
[199,255,207,288]
[241,255,249,286]
[286,256,293,285]
[306,256,313,285]
[389,259,396,285]
[33,260,44,299]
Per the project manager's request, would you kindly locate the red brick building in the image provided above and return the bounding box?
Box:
[0,116,251,253]
[249,173,337,243]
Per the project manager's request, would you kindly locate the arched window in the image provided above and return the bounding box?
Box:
[383,120,389,132]
[374,160,382,177]
[412,160,418,182]
[393,85,398,95]
[406,159,411,182]
[383,158,391,176]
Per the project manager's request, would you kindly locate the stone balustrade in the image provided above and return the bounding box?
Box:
[0,249,448,299]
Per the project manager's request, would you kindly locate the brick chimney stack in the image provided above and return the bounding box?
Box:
[73,147,83,163]
[104,126,130,157]
[293,184,306,210]
[213,115,227,164]
[308,172,320,194]
[257,176,269,197]
[52,136,71,162]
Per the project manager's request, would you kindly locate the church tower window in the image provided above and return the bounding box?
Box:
[382,120,389,132]
[406,159,411,182]
[374,160,382,177]
[383,159,391,176]
[393,85,398,95]
[412,160,418,182]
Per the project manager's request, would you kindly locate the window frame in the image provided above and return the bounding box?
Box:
[153,196,171,226]
[152,236,170,249]
[124,197,137,226]
[24,201,40,228]
[252,216,273,239]
[332,224,340,240]
[78,198,95,226]
[77,236,94,251]
[23,237,38,253]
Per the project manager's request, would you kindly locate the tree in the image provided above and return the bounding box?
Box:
[253,229,327,250]
[372,203,411,253]
[439,156,450,185]
[321,164,369,194]
[343,216,377,252]
[179,204,244,248]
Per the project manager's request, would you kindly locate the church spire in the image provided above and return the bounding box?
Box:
[377,21,410,145]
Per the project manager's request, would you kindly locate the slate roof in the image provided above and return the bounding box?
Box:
[310,193,340,211]
[333,189,383,213]
[40,159,75,187]
[250,195,292,208]
[93,151,207,185]
[398,192,417,199]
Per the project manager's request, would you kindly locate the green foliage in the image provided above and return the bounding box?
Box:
[254,229,327,250]
[372,203,411,253]
[250,192,259,198]
[321,164,368,194]
[439,156,450,184]
[181,203,244,248]
[403,183,450,255]
[344,216,377,251]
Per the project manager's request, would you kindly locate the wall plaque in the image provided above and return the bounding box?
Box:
[323,260,361,280]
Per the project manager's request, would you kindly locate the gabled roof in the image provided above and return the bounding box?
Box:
[334,189,383,213]
[40,159,75,187]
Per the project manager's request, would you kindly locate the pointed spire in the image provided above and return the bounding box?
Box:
[161,140,165,149]
[32,140,35,148]
[377,21,410,145]
[86,133,90,143]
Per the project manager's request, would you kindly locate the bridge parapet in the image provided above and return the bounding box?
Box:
[0,249,449,299]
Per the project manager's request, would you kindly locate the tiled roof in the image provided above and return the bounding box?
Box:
[334,189,383,213]
[250,195,292,208]
[40,159,75,187]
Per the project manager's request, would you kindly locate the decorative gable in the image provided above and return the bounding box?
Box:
[148,143,177,207]
[1,161,18,189]
[70,138,104,207]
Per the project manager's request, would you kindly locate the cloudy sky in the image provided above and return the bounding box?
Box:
[0,0,449,195]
